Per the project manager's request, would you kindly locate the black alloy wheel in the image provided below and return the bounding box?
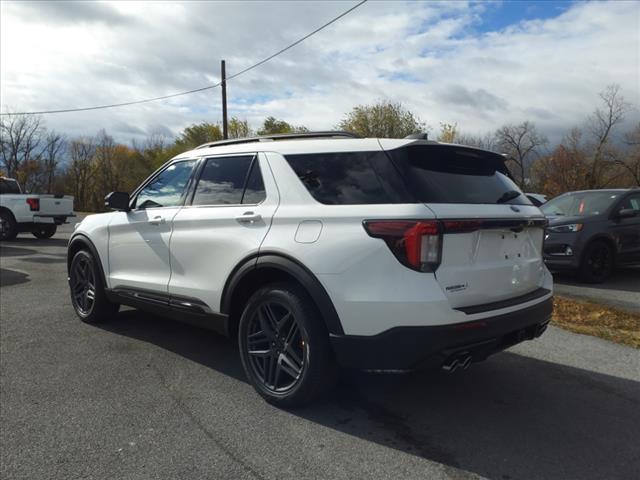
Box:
[580,241,614,283]
[238,283,338,407]
[246,301,307,393]
[70,253,97,316]
[69,250,119,322]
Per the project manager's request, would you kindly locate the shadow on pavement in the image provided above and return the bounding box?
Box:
[1,237,69,248]
[0,246,39,257]
[553,266,640,293]
[0,268,30,287]
[96,310,640,480]
[20,256,66,264]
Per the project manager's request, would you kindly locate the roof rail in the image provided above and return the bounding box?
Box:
[195,131,359,150]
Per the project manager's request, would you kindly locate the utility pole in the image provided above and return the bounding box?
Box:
[221,60,228,139]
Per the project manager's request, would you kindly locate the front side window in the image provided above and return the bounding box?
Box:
[619,193,640,212]
[192,155,265,205]
[135,160,196,209]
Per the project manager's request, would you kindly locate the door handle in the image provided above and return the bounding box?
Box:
[235,212,262,224]
[148,216,166,226]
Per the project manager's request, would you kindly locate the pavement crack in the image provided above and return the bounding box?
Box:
[147,362,269,480]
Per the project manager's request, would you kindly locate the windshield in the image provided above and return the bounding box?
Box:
[541,191,620,216]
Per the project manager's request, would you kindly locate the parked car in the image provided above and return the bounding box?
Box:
[541,188,640,282]
[0,177,75,240]
[526,193,547,206]
[67,132,553,406]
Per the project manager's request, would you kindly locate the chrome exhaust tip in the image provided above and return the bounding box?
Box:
[442,359,459,373]
[443,354,472,373]
[461,355,472,370]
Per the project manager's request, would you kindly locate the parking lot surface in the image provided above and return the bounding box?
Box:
[1,220,639,480]
[553,267,640,314]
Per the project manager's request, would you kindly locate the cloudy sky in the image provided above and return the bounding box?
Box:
[1,0,639,145]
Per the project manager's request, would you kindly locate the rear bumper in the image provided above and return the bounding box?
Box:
[34,214,76,225]
[330,297,553,370]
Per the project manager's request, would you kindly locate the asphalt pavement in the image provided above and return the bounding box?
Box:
[553,266,640,314]
[1,220,639,480]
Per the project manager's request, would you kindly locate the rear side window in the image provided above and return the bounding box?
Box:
[192,155,265,205]
[242,160,266,204]
[284,151,412,205]
[388,145,532,205]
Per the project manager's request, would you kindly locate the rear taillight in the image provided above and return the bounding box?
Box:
[26,198,40,211]
[363,220,441,272]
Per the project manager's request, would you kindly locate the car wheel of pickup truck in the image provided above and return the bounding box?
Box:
[69,250,119,323]
[0,211,18,241]
[32,225,57,239]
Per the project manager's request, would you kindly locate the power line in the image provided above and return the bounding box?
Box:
[227,0,367,81]
[1,84,222,116]
[1,0,368,116]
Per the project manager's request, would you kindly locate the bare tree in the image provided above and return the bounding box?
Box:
[42,132,66,193]
[495,121,548,189]
[616,122,640,185]
[586,84,630,188]
[0,113,45,179]
[456,132,498,152]
[94,130,120,194]
[68,138,96,210]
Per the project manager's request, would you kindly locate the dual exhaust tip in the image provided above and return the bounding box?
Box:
[442,354,472,373]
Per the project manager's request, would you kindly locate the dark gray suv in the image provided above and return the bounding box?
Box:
[541,188,640,282]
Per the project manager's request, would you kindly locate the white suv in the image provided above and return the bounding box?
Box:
[67,132,553,406]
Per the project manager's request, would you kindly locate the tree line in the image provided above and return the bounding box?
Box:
[1,84,637,211]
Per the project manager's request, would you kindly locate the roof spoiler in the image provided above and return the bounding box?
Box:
[404,132,429,140]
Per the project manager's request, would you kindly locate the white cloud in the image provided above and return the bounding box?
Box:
[1,0,638,145]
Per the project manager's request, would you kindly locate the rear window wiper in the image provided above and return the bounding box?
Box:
[496,190,521,204]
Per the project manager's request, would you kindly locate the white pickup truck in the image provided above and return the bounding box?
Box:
[0,177,75,240]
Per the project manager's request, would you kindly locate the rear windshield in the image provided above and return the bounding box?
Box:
[541,191,621,216]
[388,145,531,205]
[0,179,21,194]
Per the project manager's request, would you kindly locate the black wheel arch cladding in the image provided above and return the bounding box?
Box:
[222,252,344,335]
[68,234,107,285]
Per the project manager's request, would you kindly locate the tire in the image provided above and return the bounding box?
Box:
[0,211,18,241]
[69,250,119,323]
[579,240,614,283]
[238,282,338,408]
[32,225,57,239]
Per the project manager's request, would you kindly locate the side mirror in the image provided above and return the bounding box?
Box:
[618,208,637,218]
[105,191,130,211]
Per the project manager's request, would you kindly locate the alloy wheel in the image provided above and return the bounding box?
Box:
[586,245,612,278]
[71,256,97,315]
[245,301,307,393]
